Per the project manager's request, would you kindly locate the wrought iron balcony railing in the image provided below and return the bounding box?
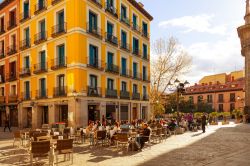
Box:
[34,31,47,44]
[132,72,142,80]
[132,48,141,57]
[0,74,5,84]
[7,19,17,30]
[105,33,118,46]
[106,89,118,98]
[51,57,67,70]
[119,41,130,52]
[20,11,31,23]
[8,94,18,103]
[51,22,67,37]
[86,23,102,39]
[131,23,141,34]
[33,62,48,74]
[105,63,119,74]
[120,69,131,78]
[142,30,150,39]
[86,57,104,70]
[105,4,118,18]
[142,75,150,82]
[0,25,5,35]
[132,93,141,100]
[143,95,149,101]
[20,38,31,50]
[21,91,31,101]
[88,0,102,8]
[120,16,130,27]
[52,0,63,5]
[87,86,102,97]
[36,89,48,99]
[53,86,67,97]
[6,72,17,82]
[19,67,31,77]
[120,90,130,100]
[0,50,5,59]
[34,0,47,15]
[7,45,17,55]
[0,96,5,103]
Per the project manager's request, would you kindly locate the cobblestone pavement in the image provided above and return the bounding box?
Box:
[0,124,250,166]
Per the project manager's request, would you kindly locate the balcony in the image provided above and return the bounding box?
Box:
[120,69,131,78]
[20,11,30,23]
[132,93,141,100]
[119,41,130,52]
[132,48,141,57]
[51,57,67,70]
[132,72,142,80]
[6,72,17,82]
[7,45,17,56]
[86,23,102,39]
[34,31,47,44]
[19,67,31,78]
[142,53,149,61]
[143,95,149,101]
[120,16,130,27]
[53,87,67,97]
[52,0,63,5]
[105,64,119,74]
[86,57,104,70]
[131,23,141,34]
[51,22,67,37]
[20,38,31,50]
[36,89,48,99]
[21,91,31,101]
[142,75,150,83]
[218,99,224,103]
[0,96,5,103]
[142,30,150,40]
[87,86,102,97]
[7,20,17,30]
[0,26,5,35]
[230,98,236,102]
[105,4,118,18]
[88,0,102,8]
[33,62,48,74]
[106,89,118,98]
[0,50,5,59]
[105,33,118,46]
[8,94,18,103]
[120,90,130,100]
[34,0,47,15]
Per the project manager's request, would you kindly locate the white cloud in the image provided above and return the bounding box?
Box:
[159,14,227,35]
[183,31,244,84]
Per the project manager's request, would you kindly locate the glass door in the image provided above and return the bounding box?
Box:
[121,58,126,75]
[57,11,64,32]
[58,45,65,66]
[40,51,46,70]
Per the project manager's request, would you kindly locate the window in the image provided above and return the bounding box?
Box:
[121,30,127,47]
[107,78,114,90]
[58,74,65,94]
[133,37,139,54]
[0,40,4,55]
[24,56,30,68]
[107,0,114,7]
[89,11,97,31]
[107,22,113,35]
[11,85,16,95]
[132,14,137,28]
[133,84,138,93]
[9,61,16,77]
[143,86,147,96]
[90,75,97,88]
[218,94,224,102]
[207,95,213,103]
[121,58,127,75]
[24,27,30,45]
[218,104,223,112]
[121,5,127,18]
[40,50,46,70]
[133,62,137,78]
[142,21,148,35]
[57,44,65,66]
[23,0,29,18]
[11,34,16,48]
[24,81,30,99]
[189,96,194,104]
[143,66,147,80]
[230,93,235,102]
[57,10,64,31]
[107,52,113,65]
[40,78,46,97]
[9,9,16,27]
[143,44,148,58]
[121,81,127,91]
[0,17,4,32]
[89,45,98,66]
[38,0,45,10]
[197,95,203,103]
[39,19,46,39]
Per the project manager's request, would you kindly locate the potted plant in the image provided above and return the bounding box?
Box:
[209,112,218,125]
[232,109,243,123]
[222,112,230,125]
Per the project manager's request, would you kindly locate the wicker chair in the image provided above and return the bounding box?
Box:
[30,141,51,166]
[116,133,130,151]
[13,131,22,147]
[95,130,107,146]
[55,139,74,165]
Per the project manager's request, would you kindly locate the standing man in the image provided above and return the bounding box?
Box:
[201,113,207,133]
[4,115,11,132]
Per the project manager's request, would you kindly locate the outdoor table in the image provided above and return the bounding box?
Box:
[37,136,51,141]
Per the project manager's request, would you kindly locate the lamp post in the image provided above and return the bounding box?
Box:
[167,79,189,125]
[72,90,77,127]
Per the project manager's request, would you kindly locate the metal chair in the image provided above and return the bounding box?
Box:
[116,133,130,152]
[30,140,51,166]
[55,139,74,165]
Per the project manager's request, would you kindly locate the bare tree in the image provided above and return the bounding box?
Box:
[150,37,192,116]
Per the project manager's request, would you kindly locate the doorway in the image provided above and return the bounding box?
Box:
[59,105,68,125]
[88,105,100,122]
[27,107,32,128]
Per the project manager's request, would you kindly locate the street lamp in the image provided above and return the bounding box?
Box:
[167,79,190,126]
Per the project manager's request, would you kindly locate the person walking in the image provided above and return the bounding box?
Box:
[201,113,207,133]
[4,115,11,132]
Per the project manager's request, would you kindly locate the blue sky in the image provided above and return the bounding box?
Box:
[140,0,245,84]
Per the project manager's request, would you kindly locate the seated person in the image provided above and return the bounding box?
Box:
[136,123,151,149]
[168,119,177,131]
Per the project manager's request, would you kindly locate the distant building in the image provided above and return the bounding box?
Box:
[183,71,245,112]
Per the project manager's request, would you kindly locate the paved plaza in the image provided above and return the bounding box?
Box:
[0,124,250,166]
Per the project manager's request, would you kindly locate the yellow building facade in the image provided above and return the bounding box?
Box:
[16,0,152,128]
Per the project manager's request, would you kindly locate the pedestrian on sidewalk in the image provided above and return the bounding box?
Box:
[4,115,11,132]
[201,113,206,133]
